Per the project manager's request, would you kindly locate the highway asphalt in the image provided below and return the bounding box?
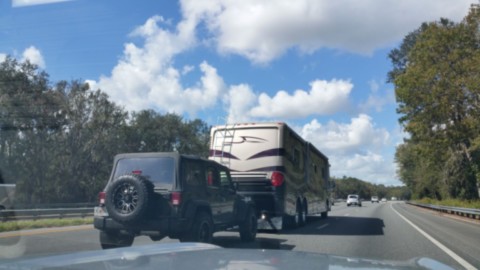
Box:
[1,201,478,269]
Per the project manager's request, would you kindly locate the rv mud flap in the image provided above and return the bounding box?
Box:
[258,216,282,231]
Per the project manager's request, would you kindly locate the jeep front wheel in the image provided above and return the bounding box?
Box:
[180,212,213,243]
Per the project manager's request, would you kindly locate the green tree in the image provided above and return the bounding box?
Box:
[50,80,128,203]
[0,57,64,204]
[0,56,212,204]
[390,5,480,200]
[126,110,209,157]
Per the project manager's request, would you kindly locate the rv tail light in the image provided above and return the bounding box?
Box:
[271,172,284,187]
[171,192,182,206]
[98,192,106,205]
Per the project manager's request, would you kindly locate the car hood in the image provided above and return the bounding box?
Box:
[0,243,455,270]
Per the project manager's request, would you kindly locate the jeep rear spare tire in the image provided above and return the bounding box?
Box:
[105,174,152,224]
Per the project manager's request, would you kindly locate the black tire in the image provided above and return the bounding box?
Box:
[105,174,152,224]
[284,202,302,229]
[239,207,257,242]
[150,235,166,241]
[179,212,213,243]
[0,206,6,222]
[299,203,307,226]
[321,211,328,219]
[100,231,134,249]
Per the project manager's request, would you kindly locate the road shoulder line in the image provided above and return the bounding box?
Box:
[390,203,475,270]
[0,225,93,238]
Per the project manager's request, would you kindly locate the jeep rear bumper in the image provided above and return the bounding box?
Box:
[94,216,189,239]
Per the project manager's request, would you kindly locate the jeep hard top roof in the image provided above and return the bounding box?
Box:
[112,152,228,169]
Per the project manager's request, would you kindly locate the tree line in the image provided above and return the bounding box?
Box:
[332,176,410,201]
[390,5,480,200]
[0,57,210,205]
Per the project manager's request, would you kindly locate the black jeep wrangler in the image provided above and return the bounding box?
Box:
[94,152,257,249]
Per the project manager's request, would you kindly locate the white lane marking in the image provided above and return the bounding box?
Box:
[316,224,329,230]
[0,225,93,238]
[391,203,475,270]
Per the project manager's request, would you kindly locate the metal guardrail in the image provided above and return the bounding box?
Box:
[407,201,480,220]
[1,207,94,222]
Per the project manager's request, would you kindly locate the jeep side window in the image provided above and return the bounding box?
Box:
[184,160,204,187]
[206,167,220,187]
[219,170,232,189]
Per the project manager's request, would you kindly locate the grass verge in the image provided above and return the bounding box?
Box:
[414,198,480,209]
[0,218,93,233]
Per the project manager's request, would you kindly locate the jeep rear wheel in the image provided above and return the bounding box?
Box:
[180,212,213,243]
[105,174,152,224]
[99,231,134,249]
[239,207,257,242]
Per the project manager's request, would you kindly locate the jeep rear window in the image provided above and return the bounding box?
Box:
[113,157,174,189]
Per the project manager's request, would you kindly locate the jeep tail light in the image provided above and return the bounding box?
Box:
[98,192,106,205]
[271,171,284,187]
[132,170,142,175]
[171,192,181,206]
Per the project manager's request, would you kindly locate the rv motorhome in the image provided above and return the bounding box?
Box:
[209,122,331,230]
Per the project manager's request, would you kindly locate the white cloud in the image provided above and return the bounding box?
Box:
[297,115,399,185]
[301,115,389,154]
[182,65,195,75]
[225,84,258,123]
[180,0,475,64]
[12,0,71,8]
[369,80,380,93]
[0,54,6,62]
[334,152,398,186]
[250,79,352,118]
[90,16,226,115]
[359,80,396,113]
[21,46,45,68]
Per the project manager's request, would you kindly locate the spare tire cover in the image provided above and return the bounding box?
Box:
[105,174,152,224]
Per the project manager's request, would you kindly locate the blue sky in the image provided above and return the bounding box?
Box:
[0,0,477,186]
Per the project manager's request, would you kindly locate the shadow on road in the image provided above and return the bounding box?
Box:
[278,215,385,236]
[210,215,384,250]
[213,236,295,250]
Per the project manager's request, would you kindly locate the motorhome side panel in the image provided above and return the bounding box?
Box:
[305,144,330,214]
[281,125,307,217]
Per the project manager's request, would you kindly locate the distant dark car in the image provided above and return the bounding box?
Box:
[94,152,257,249]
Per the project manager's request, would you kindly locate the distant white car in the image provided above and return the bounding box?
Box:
[346,194,362,207]
[371,196,379,203]
[381,198,387,202]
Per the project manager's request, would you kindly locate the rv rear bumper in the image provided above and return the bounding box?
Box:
[237,191,285,217]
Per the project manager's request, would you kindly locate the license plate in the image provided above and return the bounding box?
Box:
[94,206,108,217]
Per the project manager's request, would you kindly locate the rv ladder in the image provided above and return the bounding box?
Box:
[216,123,236,168]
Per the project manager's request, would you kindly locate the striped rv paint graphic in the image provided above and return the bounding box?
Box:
[229,166,286,173]
[208,150,239,160]
[246,148,285,160]
[209,148,285,160]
